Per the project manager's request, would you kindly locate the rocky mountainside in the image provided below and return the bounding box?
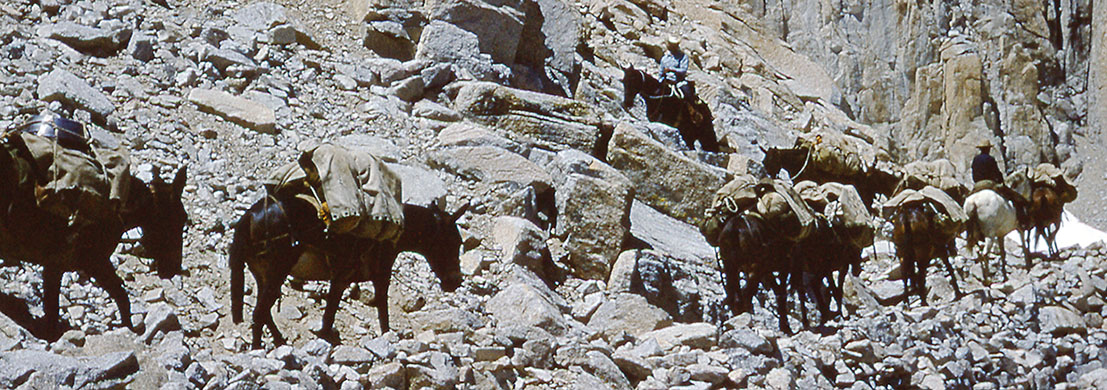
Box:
[0,0,1106,389]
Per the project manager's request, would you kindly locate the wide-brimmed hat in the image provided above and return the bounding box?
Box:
[976,138,993,149]
[666,35,680,45]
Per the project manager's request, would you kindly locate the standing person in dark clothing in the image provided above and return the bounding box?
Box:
[972,139,1004,184]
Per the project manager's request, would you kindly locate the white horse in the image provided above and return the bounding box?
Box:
[963,189,1020,282]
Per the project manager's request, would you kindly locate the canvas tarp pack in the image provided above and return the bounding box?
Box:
[267,143,404,243]
[700,176,815,245]
[795,129,877,178]
[898,159,967,201]
[1028,163,1078,203]
[11,132,130,225]
[883,186,968,236]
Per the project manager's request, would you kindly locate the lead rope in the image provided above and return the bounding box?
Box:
[790,147,812,182]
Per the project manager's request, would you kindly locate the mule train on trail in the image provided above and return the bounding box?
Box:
[702,145,1078,331]
[0,114,187,340]
[228,144,469,349]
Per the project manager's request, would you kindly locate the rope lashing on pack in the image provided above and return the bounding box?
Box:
[789,135,819,182]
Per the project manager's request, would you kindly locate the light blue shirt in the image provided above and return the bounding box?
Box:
[660,51,689,82]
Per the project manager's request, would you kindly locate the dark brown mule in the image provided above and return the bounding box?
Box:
[761,147,901,207]
[229,191,466,349]
[622,66,719,152]
[0,134,186,339]
[890,202,961,306]
[1024,185,1063,261]
[715,212,794,333]
[790,215,863,327]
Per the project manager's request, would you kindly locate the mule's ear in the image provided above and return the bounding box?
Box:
[151,165,162,183]
[172,166,187,197]
[451,202,470,222]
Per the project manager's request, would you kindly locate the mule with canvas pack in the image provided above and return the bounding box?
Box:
[0,114,186,339]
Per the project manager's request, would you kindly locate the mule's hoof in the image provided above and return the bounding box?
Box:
[313,328,341,344]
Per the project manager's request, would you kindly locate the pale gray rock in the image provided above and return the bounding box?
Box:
[587,293,672,340]
[366,58,412,85]
[386,163,448,207]
[412,100,461,122]
[330,346,374,366]
[38,22,123,53]
[1040,306,1086,336]
[143,303,181,344]
[425,0,525,64]
[415,21,503,82]
[765,367,795,390]
[584,350,632,390]
[127,30,155,62]
[232,2,317,47]
[610,249,705,323]
[405,351,459,389]
[628,200,715,263]
[388,75,425,102]
[553,168,632,280]
[335,74,358,91]
[639,322,717,351]
[0,350,138,389]
[870,279,905,305]
[572,371,616,390]
[612,346,653,383]
[421,63,456,90]
[365,361,404,389]
[37,69,115,121]
[451,81,601,152]
[485,283,567,336]
[406,308,484,335]
[688,363,730,385]
[607,250,637,293]
[188,88,277,133]
[364,19,417,60]
[338,134,402,162]
[1077,368,1107,389]
[203,47,258,73]
[606,122,729,225]
[335,63,379,87]
[721,328,773,355]
[436,123,524,154]
[429,146,551,189]
[491,216,551,274]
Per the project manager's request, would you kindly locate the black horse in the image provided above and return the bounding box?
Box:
[0,133,187,339]
[229,191,467,349]
[622,65,719,152]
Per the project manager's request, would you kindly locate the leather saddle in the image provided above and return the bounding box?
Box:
[21,113,90,153]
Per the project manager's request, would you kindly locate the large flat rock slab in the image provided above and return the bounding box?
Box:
[187,88,277,133]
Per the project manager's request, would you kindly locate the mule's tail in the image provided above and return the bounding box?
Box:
[230,216,248,323]
[964,200,980,248]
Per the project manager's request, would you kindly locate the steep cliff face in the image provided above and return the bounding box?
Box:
[753,0,1100,224]
[1079,3,1107,228]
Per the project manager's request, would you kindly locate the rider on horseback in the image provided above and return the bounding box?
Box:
[659,35,695,103]
[971,138,1028,216]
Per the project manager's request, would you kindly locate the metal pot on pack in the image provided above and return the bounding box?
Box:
[22,113,89,153]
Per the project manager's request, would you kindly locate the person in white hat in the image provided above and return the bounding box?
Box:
[659,35,694,102]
